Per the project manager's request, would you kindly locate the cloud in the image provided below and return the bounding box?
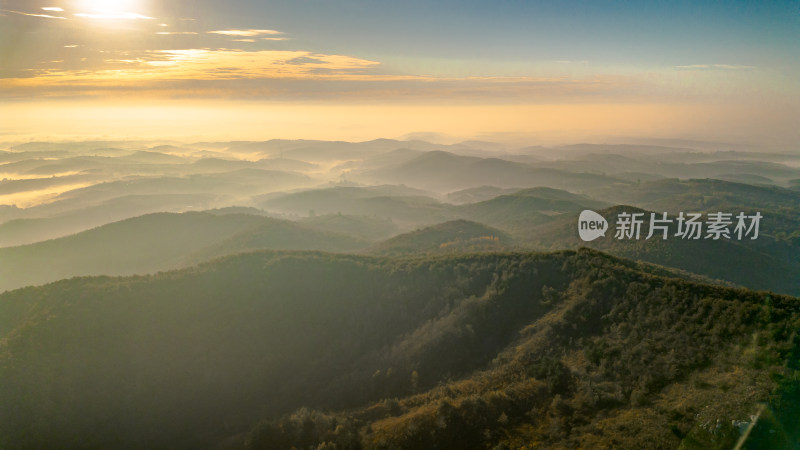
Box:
[209,29,282,37]
[1,9,66,19]
[675,64,756,71]
[286,56,326,65]
[140,49,380,79]
[42,7,64,12]
[0,52,636,102]
[156,31,199,35]
[263,37,289,41]
[2,49,383,88]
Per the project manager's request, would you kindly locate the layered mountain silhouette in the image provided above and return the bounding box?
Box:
[1,249,797,448]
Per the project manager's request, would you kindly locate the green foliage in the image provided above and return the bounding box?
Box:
[743,372,800,449]
[524,203,800,296]
[367,219,514,257]
[454,186,609,233]
[1,248,798,448]
[301,213,400,241]
[0,212,369,292]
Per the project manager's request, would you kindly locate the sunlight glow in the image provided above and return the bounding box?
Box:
[74,0,152,19]
[0,183,94,208]
[0,171,83,181]
[78,0,137,11]
[75,11,153,20]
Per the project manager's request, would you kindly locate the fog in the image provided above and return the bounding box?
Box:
[2,135,800,448]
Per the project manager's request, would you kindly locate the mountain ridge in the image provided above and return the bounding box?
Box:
[1,248,797,448]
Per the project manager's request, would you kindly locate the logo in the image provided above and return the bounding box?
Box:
[576,210,762,242]
[578,210,608,242]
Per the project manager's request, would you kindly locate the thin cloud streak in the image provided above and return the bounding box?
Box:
[209,29,283,37]
[0,49,384,90]
[675,64,756,71]
[1,9,66,19]
[0,56,636,102]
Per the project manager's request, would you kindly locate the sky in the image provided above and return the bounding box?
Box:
[1,0,798,144]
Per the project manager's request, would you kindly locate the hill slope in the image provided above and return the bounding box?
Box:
[367,219,513,257]
[520,205,800,296]
[593,178,800,212]
[0,194,219,247]
[0,212,368,292]
[361,151,627,192]
[257,185,452,227]
[455,186,610,232]
[1,249,797,448]
[300,213,400,240]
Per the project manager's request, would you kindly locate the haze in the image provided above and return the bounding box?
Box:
[2,1,800,448]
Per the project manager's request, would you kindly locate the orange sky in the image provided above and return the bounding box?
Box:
[1,1,798,145]
[1,100,797,146]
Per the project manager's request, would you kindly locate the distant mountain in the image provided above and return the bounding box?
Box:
[714,173,775,185]
[0,149,72,162]
[256,158,319,172]
[556,143,696,155]
[0,212,368,292]
[455,187,610,233]
[257,185,451,227]
[187,157,318,173]
[523,205,800,295]
[119,150,190,164]
[360,150,627,192]
[0,173,97,195]
[593,179,800,244]
[1,249,797,448]
[367,219,513,256]
[690,160,800,182]
[227,138,445,162]
[0,194,219,247]
[531,152,663,176]
[183,219,369,265]
[47,169,313,206]
[1,154,192,180]
[344,148,425,172]
[191,157,254,171]
[454,139,510,152]
[0,156,105,174]
[148,144,186,154]
[0,205,19,223]
[10,140,148,154]
[518,147,800,184]
[590,178,800,226]
[300,213,400,241]
[446,185,522,204]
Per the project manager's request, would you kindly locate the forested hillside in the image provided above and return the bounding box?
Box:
[0,212,368,292]
[1,249,797,448]
[366,220,513,256]
[522,205,800,296]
